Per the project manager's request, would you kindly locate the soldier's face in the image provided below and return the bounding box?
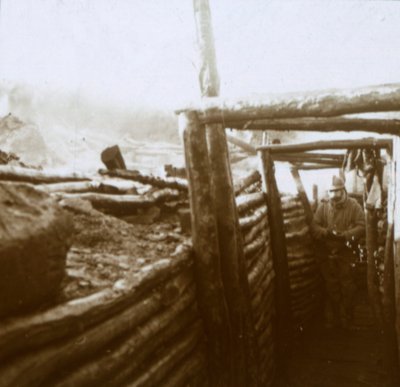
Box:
[329,189,344,203]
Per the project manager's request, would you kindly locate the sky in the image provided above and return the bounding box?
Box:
[1,0,400,110]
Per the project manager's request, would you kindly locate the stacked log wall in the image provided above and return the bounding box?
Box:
[0,246,208,387]
[281,193,322,326]
[236,179,276,386]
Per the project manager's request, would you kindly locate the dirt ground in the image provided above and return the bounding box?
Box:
[57,198,190,303]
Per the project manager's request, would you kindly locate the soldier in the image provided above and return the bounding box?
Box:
[312,175,365,328]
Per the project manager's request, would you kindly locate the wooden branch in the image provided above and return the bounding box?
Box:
[179,111,232,385]
[38,181,101,194]
[236,192,266,214]
[259,150,292,372]
[99,169,188,191]
[234,170,261,196]
[224,117,400,135]
[178,83,400,124]
[0,165,90,184]
[0,252,191,363]
[226,134,257,155]
[257,137,392,153]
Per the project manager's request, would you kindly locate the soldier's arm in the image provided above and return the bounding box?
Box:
[343,201,365,241]
[311,203,328,239]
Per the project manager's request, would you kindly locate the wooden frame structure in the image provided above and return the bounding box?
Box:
[178,0,400,385]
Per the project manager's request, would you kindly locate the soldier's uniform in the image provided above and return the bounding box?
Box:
[312,176,365,328]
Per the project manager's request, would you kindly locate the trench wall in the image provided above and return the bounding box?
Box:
[0,246,208,387]
[281,193,322,326]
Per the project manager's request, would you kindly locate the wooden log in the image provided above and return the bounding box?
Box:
[258,137,392,153]
[382,152,400,385]
[225,116,400,134]
[38,181,101,194]
[178,83,400,124]
[54,189,180,213]
[259,149,293,373]
[0,165,91,184]
[194,0,258,382]
[162,349,207,387]
[239,205,268,229]
[125,324,203,387]
[226,134,257,155]
[179,110,232,386]
[248,253,274,291]
[0,273,193,387]
[243,216,269,246]
[244,232,269,260]
[233,170,261,196]
[290,168,314,225]
[236,192,266,214]
[296,163,342,171]
[0,251,191,363]
[98,305,200,386]
[274,152,345,162]
[99,169,188,191]
[51,286,197,387]
[274,155,342,167]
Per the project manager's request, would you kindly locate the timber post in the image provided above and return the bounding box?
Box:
[290,167,314,225]
[178,111,232,386]
[193,0,259,385]
[259,149,293,376]
[389,136,400,383]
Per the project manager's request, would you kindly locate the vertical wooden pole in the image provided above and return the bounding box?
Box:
[179,111,232,386]
[389,136,400,383]
[193,1,258,385]
[290,167,313,224]
[312,184,318,212]
[259,149,293,376]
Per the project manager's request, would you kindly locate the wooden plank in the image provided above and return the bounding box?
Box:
[179,110,232,386]
[234,170,261,196]
[177,83,400,124]
[259,149,293,375]
[258,138,392,153]
[225,117,400,135]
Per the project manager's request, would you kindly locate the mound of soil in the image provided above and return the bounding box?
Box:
[58,198,189,302]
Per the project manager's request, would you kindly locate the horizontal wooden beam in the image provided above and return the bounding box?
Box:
[273,152,344,164]
[177,83,400,125]
[257,137,392,154]
[295,163,341,171]
[225,117,400,135]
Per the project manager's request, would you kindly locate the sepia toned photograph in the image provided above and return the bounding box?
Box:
[1,1,400,386]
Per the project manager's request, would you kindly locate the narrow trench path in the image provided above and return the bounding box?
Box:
[277,294,386,387]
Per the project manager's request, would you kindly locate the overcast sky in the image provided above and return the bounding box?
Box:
[1,0,399,110]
